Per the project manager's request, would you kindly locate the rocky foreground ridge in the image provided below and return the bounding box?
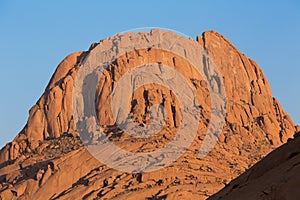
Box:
[0,30,298,200]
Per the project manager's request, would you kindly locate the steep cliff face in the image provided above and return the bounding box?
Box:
[0,30,297,199]
[0,51,85,162]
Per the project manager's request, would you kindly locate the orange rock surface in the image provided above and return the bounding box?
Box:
[0,30,297,199]
[210,130,300,200]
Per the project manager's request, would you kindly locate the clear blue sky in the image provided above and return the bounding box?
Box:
[0,0,299,148]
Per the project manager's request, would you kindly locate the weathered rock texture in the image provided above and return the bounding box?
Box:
[210,130,300,200]
[0,30,297,200]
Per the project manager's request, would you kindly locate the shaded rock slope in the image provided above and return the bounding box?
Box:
[210,131,300,200]
[0,30,298,200]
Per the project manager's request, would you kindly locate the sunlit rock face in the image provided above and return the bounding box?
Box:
[0,30,297,200]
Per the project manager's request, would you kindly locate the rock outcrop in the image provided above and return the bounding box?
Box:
[0,29,297,199]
